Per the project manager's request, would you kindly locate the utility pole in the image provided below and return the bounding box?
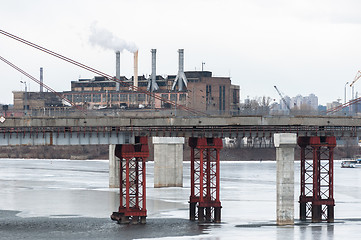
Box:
[344,81,349,104]
[350,71,361,100]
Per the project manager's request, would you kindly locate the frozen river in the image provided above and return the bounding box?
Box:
[0,158,361,239]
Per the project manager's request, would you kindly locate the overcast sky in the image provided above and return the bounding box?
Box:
[1,0,361,105]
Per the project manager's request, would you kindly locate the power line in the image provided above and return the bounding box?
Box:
[326,97,361,114]
[0,54,84,112]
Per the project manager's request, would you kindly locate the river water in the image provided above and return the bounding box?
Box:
[0,159,361,239]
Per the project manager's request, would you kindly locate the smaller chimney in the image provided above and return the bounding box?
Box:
[147,49,159,92]
[115,51,120,91]
[40,67,43,92]
[133,50,138,89]
[172,49,188,91]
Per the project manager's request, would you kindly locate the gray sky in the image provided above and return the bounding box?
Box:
[1,0,361,105]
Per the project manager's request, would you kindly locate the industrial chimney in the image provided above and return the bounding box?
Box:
[172,49,188,91]
[40,67,43,92]
[133,50,138,89]
[147,49,159,92]
[115,51,120,91]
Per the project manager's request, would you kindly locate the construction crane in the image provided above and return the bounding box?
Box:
[350,70,361,100]
[274,86,291,111]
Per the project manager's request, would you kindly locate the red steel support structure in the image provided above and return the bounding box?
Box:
[189,137,222,223]
[111,136,149,224]
[298,136,336,222]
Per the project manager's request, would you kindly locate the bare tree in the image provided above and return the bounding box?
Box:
[241,96,273,115]
[258,96,272,107]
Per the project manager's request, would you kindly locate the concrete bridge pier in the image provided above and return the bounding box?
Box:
[274,133,297,225]
[153,137,184,188]
[109,144,120,188]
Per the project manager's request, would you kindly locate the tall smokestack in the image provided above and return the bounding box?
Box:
[147,49,159,92]
[178,49,184,91]
[178,49,184,73]
[133,50,138,89]
[152,49,156,79]
[172,49,188,91]
[40,67,43,92]
[115,51,120,91]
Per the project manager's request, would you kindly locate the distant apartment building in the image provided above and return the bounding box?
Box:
[279,93,318,111]
[326,101,342,111]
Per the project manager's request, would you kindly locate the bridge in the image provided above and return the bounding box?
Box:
[0,114,356,225]
[0,115,359,146]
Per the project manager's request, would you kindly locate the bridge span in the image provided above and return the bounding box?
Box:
[0,115,359,145]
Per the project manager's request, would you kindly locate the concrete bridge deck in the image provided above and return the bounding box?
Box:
[0,115,358,146]
[1,115,359,128]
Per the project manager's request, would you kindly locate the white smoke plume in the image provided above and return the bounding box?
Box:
[89,22,138,53]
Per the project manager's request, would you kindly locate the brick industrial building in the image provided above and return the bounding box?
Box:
[13,49,240,115]
[62,71,240,114]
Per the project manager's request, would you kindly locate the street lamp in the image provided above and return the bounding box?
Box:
[20,81,27,115]
[344,81,349,104]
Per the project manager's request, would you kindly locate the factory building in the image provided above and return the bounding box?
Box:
[13,49,240,115]
[62,49,240,114]
[13,91,64,110]
[62,71,239,114]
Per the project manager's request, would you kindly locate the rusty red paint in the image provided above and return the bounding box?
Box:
[111,136,149,224]
[189,137,222,223]
[298,136,336,222]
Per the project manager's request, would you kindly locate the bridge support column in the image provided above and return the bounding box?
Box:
[153,137,184,188]
[274,133,297,225]
[298,136,336,223]
[111,136,149,224]
[109,144,120,188]
[189,137,222,223]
